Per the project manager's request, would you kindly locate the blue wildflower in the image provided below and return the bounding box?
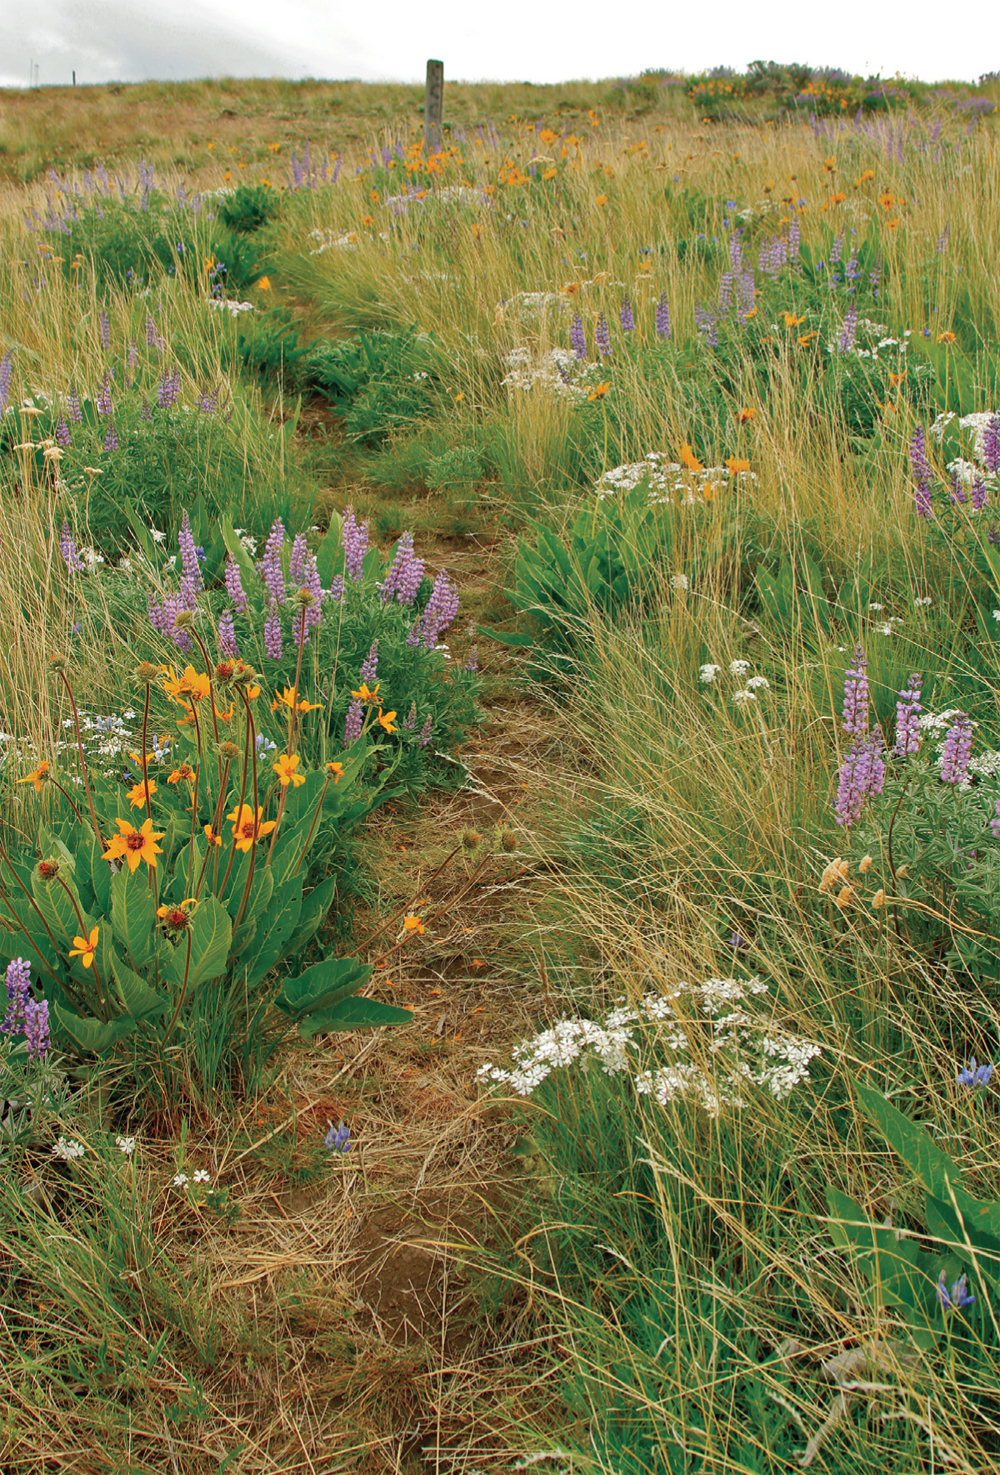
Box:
[325,1121,351,1154]
[957,1057,994,1087]
[937,1271,975,1310]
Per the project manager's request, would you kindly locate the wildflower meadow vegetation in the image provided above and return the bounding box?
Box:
[3,61,1000,1472]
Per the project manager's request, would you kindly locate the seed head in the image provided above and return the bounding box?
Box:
[37,858,60,881]
[461,828,482,852]
[499,830,518,853]
[47,652,70,672]
[134,661,162,683]
[217,740,241,761]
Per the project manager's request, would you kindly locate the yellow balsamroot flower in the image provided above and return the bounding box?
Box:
[162,665,210,705]
[271,686,322,714]
[377,709,398,734]
[167,763,195,785]
[157,898,196,930]
[325,761,346,782]
[257,276,271,291]
[228,804,277,853]
[203,824,222,847]
[127,780,156,809]
[679,442,703,473]
[273,753,306,788]
[350,682,380,706]
[69,926,100,969]
[725,457,751,474]
[18,761,51,793]
[782,311,805,327]
[738,407,756,422]
[103,818,166,873]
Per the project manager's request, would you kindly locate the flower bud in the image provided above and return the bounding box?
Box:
[134,661,162,683]
[36,858,60,881]
[500,830,518,853]
[217,740,241,761]
[173,610,195,631]
[293,587,317,608]
[47,652,69,672]
[460,828,482,852]
[872,889,886,908]
[896,865,909,879]
[859,855,873,874]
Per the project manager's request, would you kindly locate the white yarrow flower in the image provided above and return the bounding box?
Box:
[699,663,721,683]
[670,574,689,591]
[745,675,769,690]
[729,659,751,676]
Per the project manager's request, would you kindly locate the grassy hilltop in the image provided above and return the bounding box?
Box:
[1,64,1000,1473]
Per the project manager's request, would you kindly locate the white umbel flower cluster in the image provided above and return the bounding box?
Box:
[477,978,820,1116]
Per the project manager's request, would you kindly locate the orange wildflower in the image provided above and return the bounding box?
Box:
[227,804,277,853]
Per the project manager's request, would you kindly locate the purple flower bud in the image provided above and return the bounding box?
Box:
[264,604,282,661]
[103,420,118,452]
[96,370,113,416]
[940,713,973,785]
[59,519,85,573]
[402,701,417,730]
[464,645,479,672]
[344,696,363,746]
[894,673,923,757]
[570,313,588,360]
[417,716,433,747]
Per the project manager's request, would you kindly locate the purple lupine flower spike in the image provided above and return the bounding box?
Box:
[595,313,612,357]
[224,556,248,614]
[67,382,82,422]
[342,506,369,580]
[56,418,71,447]
[22,998,49,1061]
[402,701,417,730]
[218,610,238,658]
[570,313,587,360]
[0,351,13,414]
[288,532,308,584]
[842,647,870,736]
[262,520,286,605]
[909,425,934,518]
[417,716,433,747]
[838,302,858,353]
[971,478,988,511]
[893,673,923,757]
[2,958,32,1036]
[103,421,118,452]
[983,414,1000,475]
[99,309,111,348]
[301,553,324,638]
[619,298,635,333]
[96,370,113,416]
[655,294,671,339]
[344,696,364,746]
[178,511,203,606]
[59,519,85,573]
[991,800,1000,840]
[360,640,379,683]
[379,532,425,605]
[264,604,282,661]
[940,713,973,785]
[411,570,460,648]
[835,731,884,827]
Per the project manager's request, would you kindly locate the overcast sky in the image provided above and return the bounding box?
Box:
[1,0,994,90]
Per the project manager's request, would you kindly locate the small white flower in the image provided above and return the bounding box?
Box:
[172,1172,189,1187]
[914,596,933,606]
[730,660,751,677]
[993,610,1000,622]
[745,675,769,690]
[669,574,689,591]
[875,621,893,635]
[192,1169,211,1184]
[149,527,167,545]
[115,1135,136,1155]
[52,1136,86,1161]
[868,603,884,611]
[699,663,720,683]
[733,689,757,704]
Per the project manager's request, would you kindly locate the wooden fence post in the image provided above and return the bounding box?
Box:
[424,59,444,155]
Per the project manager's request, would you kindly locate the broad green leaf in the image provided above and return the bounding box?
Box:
[165,896,231,990]
[79,823,111,914]
[245,881,302,986]
[111,865,158,971]
[52,1001,136,1055]
[298,995,413,1041]
[854,1079,963,1201]
[274,955,372,1020]
[284,876,337,958]
[316,512,344,586]
[111,953,168,1022]
[31,863,83,948]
